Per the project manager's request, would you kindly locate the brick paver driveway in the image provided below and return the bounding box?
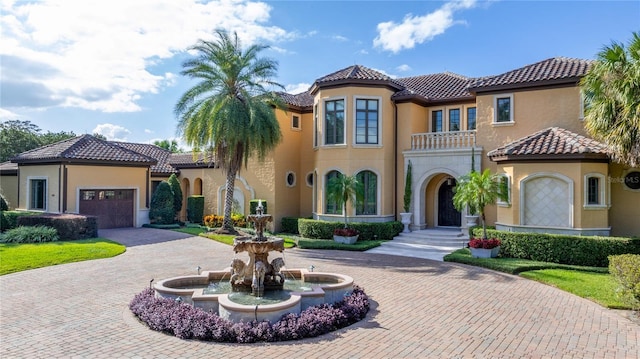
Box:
[1,228,638,358]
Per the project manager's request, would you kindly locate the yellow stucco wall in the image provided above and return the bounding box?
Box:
[0,175,18,210]
[17,165,61,212]
[608,163,640,237]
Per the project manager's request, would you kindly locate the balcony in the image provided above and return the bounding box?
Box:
[410,130,476,151]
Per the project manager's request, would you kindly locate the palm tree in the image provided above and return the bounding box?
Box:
[326,174,362,228]
[175,30,284,232]
[453,169,502,240]
[580,32,640,167]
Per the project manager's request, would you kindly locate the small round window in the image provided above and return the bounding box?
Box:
[306,172,314,187]
[624,171,640,190]
[286,171,296,187]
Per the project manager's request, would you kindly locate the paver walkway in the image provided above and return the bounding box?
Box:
[1,228,638,358]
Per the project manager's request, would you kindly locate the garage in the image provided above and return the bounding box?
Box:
[79,189,134,229]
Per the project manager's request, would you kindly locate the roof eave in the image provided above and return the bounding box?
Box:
[489,153,609,163]
[310,79,404,95]
[469,76,583,94]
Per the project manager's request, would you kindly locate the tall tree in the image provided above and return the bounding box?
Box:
[175,30,284,232]
[39,130,76,146]
[581,32,640,167]
[167,173,183,216]
[153,139,182,153]
[0,120,42,162]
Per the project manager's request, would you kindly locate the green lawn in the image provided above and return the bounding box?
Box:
[445,248,633,309]
[0,239,126,276]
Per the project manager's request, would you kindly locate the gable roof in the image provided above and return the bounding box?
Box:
[469,57,592,93]
[11,135,157,166]
[487,127,609,162]
[168,153,215,169]
[278,91,314,109]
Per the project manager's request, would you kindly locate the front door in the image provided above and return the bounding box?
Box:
[438,180,461,227]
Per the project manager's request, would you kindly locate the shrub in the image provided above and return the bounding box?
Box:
[149,182,175,224]
[0,225,59,243]
[472,228,640,267]
[187,196,204,224]
[280,217,299,234]
[609,254,640,310]
[129,286,369,342]
[298,219,402,241]
[17,214,98,240]
[1,211,39,232]
[469,237,501,249]
[168,173,182,214]
[0,192,8,211]
[204,214,245,228]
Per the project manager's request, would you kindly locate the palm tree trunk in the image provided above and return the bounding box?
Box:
[223,166,237,231]
[481,212,487,240]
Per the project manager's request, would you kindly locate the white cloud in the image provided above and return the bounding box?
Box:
[372,68,397,79]
[397,64,412,72]
[93,123,131,141]
[373,0,477,53]
[144,129,154,134]
[1,0,294,113]
[285,83,311,94]
[332,35,348,42]
[0,108,20,120]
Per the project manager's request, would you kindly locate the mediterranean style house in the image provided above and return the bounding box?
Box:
[1,57,638,236]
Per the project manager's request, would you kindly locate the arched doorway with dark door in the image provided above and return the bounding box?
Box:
[437,178,461,227]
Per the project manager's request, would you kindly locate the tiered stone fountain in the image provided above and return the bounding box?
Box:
[153,201,354,322]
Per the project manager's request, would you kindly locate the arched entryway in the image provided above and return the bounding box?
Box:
[437,178,461,227]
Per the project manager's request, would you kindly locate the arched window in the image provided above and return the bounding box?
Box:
[325,170,342,214]
[356,170,377,215]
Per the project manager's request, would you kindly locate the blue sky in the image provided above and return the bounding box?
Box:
[1,0,638,146]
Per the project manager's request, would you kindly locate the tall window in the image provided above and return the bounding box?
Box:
[325,99,345,145]
[467,107,476,130]
[292,115,300,130]
[30,179,46,210]
[355,99,379,144]
[325,171,342,214]
[432,110,443,132]
[587,177,599,205]
[356,171,377,215]
[497,175,510,205]
[495,96,513,123]
[313,104,318,147]
[449,109,460,131]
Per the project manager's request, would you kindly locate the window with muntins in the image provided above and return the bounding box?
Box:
[324,99,345,145]
[325,171,342,214]
[587,177,600,205]
[432,110,443,132]
[356,171,377,215]
[355,99,379,144]
[496,96,512,123]
[497,175,510,205]
[449,109,460,131]
[30,179,46,210]
[467,107,476,130]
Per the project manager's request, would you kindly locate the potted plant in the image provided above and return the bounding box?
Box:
[468,237,501,258]
[399,161,413,233]
[453,169,503,254]
[327,174,362,244]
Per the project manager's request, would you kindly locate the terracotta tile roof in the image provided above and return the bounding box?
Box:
[11,135,157,165]
[0,161,18,174]
[311,65,404,93]
[394,72,475,102]
[469,57,592,92]
[112,142,176,175]
[487,127,609,161]
[278,91,314,108]
[168,153,216,169]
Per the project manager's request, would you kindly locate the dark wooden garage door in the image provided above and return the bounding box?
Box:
[79,189,134,229]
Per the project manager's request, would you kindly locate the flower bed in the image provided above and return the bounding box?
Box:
[129,286,369,342]
[468,237,501,249]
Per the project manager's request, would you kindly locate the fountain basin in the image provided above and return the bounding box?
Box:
[154,268,354,322]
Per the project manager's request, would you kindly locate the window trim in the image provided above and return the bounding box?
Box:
[352,96,382,147]
[430,108,444,133]
[324,170,343,215]
[291,114,301,131]
[466,106,477,131]
[355,169,380,216]
[313,103,319,148]
[497,174,511,207]
[323,97,347,146]
[27,176,48,211]
[447,108,461,132]
[285,171,296,188]
[493,94,514,125]
[583,173,608,209]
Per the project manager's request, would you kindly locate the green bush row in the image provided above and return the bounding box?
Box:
[298,219,402,241]
[472,228,640,267]
[0,225,59,243]
[281,217,300,234]
[187,196,204,224]
[608,254,640,309]
[17,214,98,240]
[1,211,38,231]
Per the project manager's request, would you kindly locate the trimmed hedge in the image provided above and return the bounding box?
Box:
[187,196,204,224]
[472,228,640,267]
[281,217,300,234]
[1,211,39,232]
[298,219,402,241]
[17,214,98,240]
[609,254,640,309]
[0,225,59,243]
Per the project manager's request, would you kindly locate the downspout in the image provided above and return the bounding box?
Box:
[393,100,398,220]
